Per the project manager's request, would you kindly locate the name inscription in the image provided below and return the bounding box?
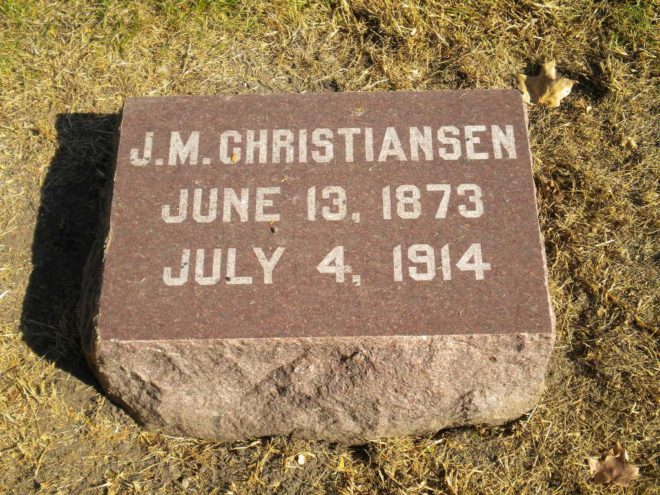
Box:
[129,125,518,167]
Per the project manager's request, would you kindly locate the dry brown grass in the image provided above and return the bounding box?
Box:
[0,0,658,493]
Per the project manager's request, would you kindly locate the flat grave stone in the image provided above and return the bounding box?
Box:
[79,90,555,443]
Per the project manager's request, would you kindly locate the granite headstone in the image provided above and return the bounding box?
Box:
[79,90,555,443]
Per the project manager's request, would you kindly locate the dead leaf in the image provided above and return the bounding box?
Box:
[619,135,638,150]
[588,442,640,487]
[517,61,576,108]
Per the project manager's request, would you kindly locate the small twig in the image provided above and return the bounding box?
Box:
[578,275,658,336]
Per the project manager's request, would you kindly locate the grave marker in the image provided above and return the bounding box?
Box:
[80,90,555,443]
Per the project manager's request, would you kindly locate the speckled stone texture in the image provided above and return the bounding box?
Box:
[79,231,556,444]
[81,331,554,444]
[78,91,556,443]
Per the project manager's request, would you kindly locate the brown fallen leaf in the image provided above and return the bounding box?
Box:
[588,442,640,487]
[619,135,638,150]
[517,61,576,108]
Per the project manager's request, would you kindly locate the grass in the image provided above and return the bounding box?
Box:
[0,0,658,493]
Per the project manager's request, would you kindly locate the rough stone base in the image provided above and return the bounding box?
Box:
[81,332,554,444]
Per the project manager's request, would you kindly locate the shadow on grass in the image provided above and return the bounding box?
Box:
[20,113,119,387]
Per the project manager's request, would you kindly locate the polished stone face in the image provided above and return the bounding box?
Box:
[98,90,553,341]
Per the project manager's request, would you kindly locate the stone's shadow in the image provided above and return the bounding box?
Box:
[20,113,119,387]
